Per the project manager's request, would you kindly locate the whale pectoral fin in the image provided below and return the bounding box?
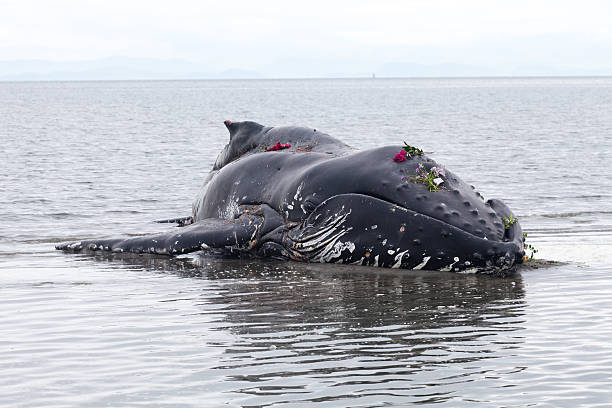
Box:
[154,216,194,227]
[287,193,523,272]
[56,214,262,255]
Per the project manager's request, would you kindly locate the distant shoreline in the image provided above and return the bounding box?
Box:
[2,75,612,83]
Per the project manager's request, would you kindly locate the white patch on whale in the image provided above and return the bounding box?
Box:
[296,224,344,250]
[413,256,431,270]
[440,256,460,272]
[392,250,409,268]
[318,240,356,263]
[296,210,353,262]
[313,229,351,262]
[294,182,305,201]
[219,192,240,220]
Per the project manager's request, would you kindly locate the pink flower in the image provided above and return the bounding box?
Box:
[393,150,407,162]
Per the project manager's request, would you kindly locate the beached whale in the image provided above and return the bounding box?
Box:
[57,120,525,273]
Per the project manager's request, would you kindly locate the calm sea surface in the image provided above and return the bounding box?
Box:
[1,78,612,407]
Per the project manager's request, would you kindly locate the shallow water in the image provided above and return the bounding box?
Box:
[1,78,612,407]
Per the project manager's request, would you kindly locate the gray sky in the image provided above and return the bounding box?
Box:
[1,0,611,77]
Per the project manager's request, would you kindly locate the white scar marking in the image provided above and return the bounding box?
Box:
[441,257,460,272]
[250,224,258,241]
[392,250,409,268]
[296,210,352,250]
[373,254,380,267]
[314,229,351,262]
[413,256,431,270]
[219,193,239,219]
[294,182,304,201]
[319,240,356,262]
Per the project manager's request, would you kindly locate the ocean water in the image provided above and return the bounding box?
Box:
[1,78,611,407]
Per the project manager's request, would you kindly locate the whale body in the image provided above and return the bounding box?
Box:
[57,120,524,273]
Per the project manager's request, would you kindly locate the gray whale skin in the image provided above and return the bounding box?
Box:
[57,120,525,273]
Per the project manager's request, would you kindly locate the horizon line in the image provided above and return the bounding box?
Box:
[2,74,612,83]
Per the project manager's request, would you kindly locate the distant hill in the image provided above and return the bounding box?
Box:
[0,57,264,81]
[1,56,610,81]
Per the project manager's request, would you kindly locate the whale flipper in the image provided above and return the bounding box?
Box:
[285,194,523,272]
[57,211,266,255]
[154,216,194,226]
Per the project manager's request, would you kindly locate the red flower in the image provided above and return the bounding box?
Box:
[267,142,291,152]
[393,150,407,162]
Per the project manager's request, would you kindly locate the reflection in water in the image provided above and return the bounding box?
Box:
[85,252,526,405]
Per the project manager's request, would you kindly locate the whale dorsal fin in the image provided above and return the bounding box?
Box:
[224,119,239,139]
[224,120,265,141]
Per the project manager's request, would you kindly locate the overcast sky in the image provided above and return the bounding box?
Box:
[1,0,611,77]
